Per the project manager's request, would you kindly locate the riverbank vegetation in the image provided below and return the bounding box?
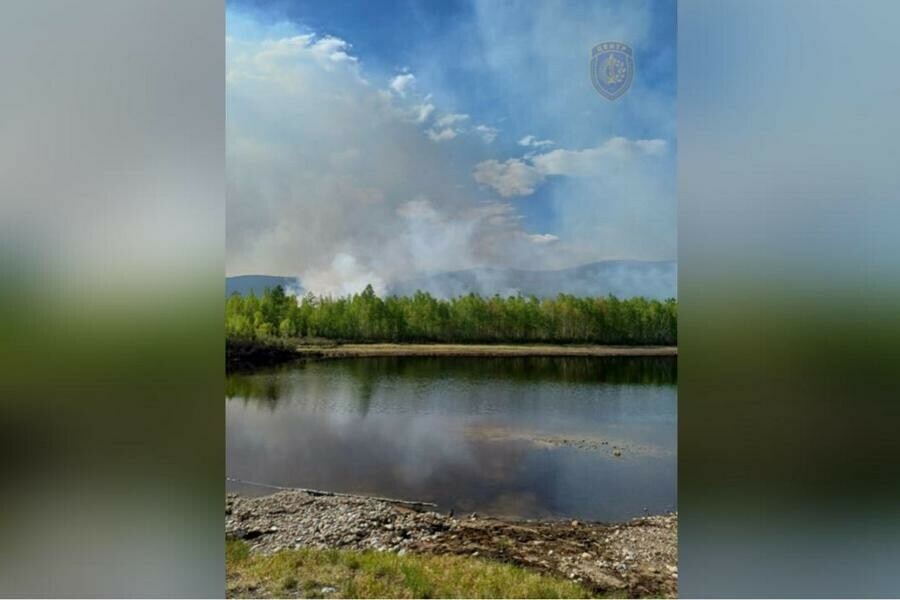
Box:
[226,285,676,345]
[226,538,596,599]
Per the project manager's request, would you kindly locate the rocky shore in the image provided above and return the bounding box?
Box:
[226,491,677,598]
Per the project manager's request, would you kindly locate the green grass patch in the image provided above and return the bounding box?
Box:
[226,539,597,598]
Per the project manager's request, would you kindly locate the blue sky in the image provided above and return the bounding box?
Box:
[226,0,675,293]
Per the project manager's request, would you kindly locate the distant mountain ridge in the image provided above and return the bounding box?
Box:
[226,275,299,297]
[387,260,676,300]
[227,260,676,300]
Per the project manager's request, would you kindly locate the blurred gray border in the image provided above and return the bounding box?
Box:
[0,1,224,596]
[679,0,900,596]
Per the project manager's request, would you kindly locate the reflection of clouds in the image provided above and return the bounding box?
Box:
[392,416,477,485]
[227,405,482,502]
[226,358,677,520]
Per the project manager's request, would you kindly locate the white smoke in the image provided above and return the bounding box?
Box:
[301,253,385,297]
[226,15,556,296]
[226,8,676,297]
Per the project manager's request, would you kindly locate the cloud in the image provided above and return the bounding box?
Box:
[527,233,560,244]
[474,137,668,197]
[397,196,440,221]
[634,139,667,155]
[475,124,498,143]
[309,36,357,64]
[226,2,676,285]
[518,134,554,148]
[434,112,469,128]
[421,113,469,142]
[226,14,557,292]
[426,127,458,142]
[409,101,435,123]
[389,73,415,96]
[227,34,360,81]
[473,158,544,197]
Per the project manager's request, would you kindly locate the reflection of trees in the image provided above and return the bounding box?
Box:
[332,356,676,386]
[225,372,287,409]
[349,360,376,417]
[224,356,676,409]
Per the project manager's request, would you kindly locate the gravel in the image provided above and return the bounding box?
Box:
[226,491,677,597]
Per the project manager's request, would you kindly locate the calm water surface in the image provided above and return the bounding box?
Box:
[226,356,676,522]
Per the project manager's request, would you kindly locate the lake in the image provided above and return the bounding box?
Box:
[226,355,676,522]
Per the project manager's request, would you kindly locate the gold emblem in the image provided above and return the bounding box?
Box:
[591,41,634,101]
[603,55,626,85]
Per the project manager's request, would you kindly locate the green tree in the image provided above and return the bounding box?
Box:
[224,283,677,345]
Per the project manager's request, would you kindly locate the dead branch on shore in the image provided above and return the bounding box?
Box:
[226,477,438,509]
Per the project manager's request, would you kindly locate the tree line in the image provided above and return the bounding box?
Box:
[226,284,677,345]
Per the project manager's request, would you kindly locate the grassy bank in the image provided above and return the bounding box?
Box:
[227,492,677,598]
[226,539,600,599]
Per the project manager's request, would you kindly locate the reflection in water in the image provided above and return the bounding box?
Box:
[227,356,676,522]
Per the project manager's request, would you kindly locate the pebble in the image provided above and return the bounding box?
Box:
[226,491,678,596]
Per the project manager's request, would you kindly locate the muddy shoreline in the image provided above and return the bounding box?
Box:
[295,343,677,359]
[226,491,677,598]
[227,339,677,371]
